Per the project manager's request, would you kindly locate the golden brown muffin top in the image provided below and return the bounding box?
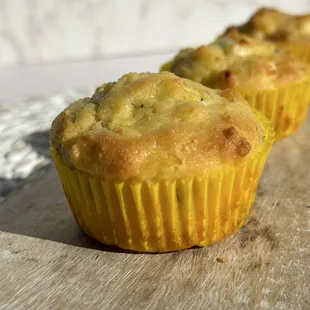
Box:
[161,29,308,91]
[51,72,265,181]
[231,7,310,42]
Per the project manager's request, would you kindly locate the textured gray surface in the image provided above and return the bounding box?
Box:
[0,115,309,309]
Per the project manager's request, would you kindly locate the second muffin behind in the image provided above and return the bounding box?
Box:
[161,30,310,140]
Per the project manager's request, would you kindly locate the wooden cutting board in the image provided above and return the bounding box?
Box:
[0,115,309,310]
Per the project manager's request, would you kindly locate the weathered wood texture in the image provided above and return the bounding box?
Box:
[0,115,309,310]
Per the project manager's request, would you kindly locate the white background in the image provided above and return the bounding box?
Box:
[1,0,310,67]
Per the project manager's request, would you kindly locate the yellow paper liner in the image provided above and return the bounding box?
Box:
[51,113,274,253]
[240,77,310,141]
[280,42,310,107]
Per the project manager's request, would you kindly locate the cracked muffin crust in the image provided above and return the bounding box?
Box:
[223,8,310,67]
[161,29,309,91]
[227,7,310,44]
[51,72,265,181]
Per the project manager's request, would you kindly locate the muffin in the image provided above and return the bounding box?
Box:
[50,71,274,253]
[226,7,310,64]
[161,30,310,140]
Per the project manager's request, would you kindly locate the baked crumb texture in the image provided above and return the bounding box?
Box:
[51,72,265,181]
[231,7,310,43]
[225,7,310,64]
[161,29,309,91]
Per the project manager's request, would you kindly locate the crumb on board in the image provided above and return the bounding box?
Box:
[215,257,228,263]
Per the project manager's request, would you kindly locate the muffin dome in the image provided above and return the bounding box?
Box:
[223,8,310,67]
[161,29,308,91]
[230,7,310,43]
[51,71,265,180]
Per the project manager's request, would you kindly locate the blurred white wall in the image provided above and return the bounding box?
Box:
[1,0,310,67]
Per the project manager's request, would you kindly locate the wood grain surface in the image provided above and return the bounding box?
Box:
[0,115,309,310]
